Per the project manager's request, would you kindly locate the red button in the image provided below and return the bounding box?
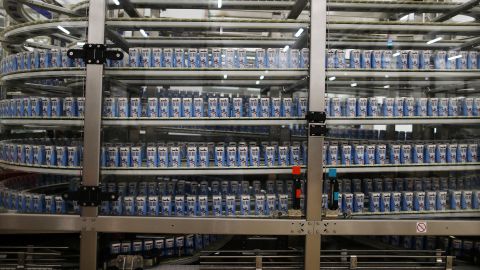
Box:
[292,166,301,175]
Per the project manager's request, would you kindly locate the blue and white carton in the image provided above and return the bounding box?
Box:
[255,49,266,68]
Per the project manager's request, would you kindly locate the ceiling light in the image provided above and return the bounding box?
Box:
[426,37,442,45]
[448,55,462,61]
[57,25,70,35]
[139,130,146,134]
[223,74,228,79]
[283,45,290,52]
[384,85,390,89]
[77,42,85,46]
[260,75,264,80]
[112,0,120,5]
[256,81,260,85]
[294,28,304,38]
[218,0,222,8]
[139,29,148,37]
[329,76,336,81]
[350,83,357,87]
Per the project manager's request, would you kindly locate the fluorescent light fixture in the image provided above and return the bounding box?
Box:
[139,130,146,134]
[265,70,269,74]
[57,25,70,35]
[112,0,120,5]
[448,54,462,61]
[283,45,290,52]
[294,28,304,37]
[168,132,202,137]
[384,85,390,89]
[218,0,222,8]
[350,83,357,87]
[260,75,265,80]
[220,27,223,35]
[256,81,260,85]
[139,29,148,37]
[426,37,442,45]
[223,74,228,79]
[329,76,336,81]
[77,42,85,46]
[392,52,400,57]
[7,91,22,96]
[385,74,389,78]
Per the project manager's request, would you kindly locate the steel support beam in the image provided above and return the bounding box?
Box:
[321,220,480,236]
[432,0,480,22]
[305,0,325,269]
[79,0,106,269]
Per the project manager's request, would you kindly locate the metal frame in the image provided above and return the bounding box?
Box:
[2,1,480,270]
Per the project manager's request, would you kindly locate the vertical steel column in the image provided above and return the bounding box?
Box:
[80,0,106,269]
[305,0,326,269]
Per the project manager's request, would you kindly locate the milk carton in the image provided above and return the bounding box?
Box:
[380,192,391,212]
[462,97,474,116]
[267,48,279,68]
[255,49,266,68]
[227,146,237,167]
[182,97,193,118]
[404,97,415,117]
[420,50,432,69]
[462,191,472,209]
[436,191,447,210]
[226,195,236,216]
[119,146,131,167]
[174,48,185,68]
[214,146,225,167]
[336,49,346,68]
[248,97,259,117]
[169,146,181,167]
[140,48,152,67]
[367,192,379,212]
[367,50,380,69]
[170,97,181,118]
[341,145,352,165]
[353,145,365,165]
[412,144,424,163]
[198,48,209,68]
[436,144,447,163]
[400,144,411,164]
[467,51,478,69]
[264,146,276,167]
[447,144,458,163]
[103,97,117,117]
[128,48,141,67]
[131,147,142,167]
[428,98,438,116]
[456,51,468,70]
[401,192,413,211]
[331,97,341,117]
[290,49,300,68]
[260,97,270,117]
[209,47,222,68]
[467,143,478,162]
[450,190,461,210]
[434,51,447,69]
[50,98,62,117]
[163,48,174,68]
[389,144,401,164]
[408,51,420,69]
[383,98,394,117]
[186,48,199,68]
[446,51,457,70]
[345,97,356,117]
[250,146,260,166]
[394,97,404,117]
[361,50,372,68]
[282,98,293,117]
[413,191,425,211]
[232,97,243,117]
[326,49,336,69]
[356,98,367,117]
[350,50,361,68]
[415,98,428,116]
[219,97,229,118]
[300,48,309,68]
[425,144,436,164]
[152,48,162,67]
[193,97,204,118]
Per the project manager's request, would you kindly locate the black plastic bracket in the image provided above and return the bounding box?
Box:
[62,186,118,207]
[67,44,123,65]
[309,123,327,137]
[306,111,326,123]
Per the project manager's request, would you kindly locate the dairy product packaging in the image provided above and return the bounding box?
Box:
[380,192,391,212]
[401,192,413,211]
[450,190,462,210]
[340,145,351,165]
[368,192,380,212]
[436,191,447,210]
[434,51,447,69]
[413,191,425,211]
[375,144,386,164]
[349,50,361,68]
